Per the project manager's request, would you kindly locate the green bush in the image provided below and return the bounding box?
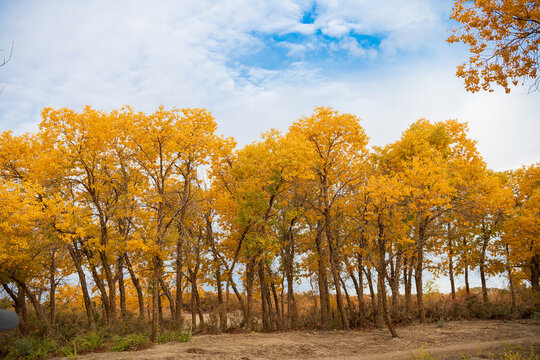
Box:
[75,331,105,352]
[110,333,151,352]
[157,329,191,344]
[6,336,58,360]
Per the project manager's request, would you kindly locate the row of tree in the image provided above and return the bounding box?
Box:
[0,106,538,340]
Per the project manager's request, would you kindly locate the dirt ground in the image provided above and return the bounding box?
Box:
[70,319,540,360]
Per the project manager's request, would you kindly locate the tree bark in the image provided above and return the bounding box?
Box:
[124,253,145,318]
[68,245,95,328]
[151,256,161,342]
[315,221,330,327]
[117,255,127,318]
[48,250,57,326]
[415,222,426,323]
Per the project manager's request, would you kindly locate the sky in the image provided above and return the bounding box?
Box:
[0,0,539,172]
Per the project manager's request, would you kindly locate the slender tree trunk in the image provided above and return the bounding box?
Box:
[391,249,402,318]
[325,215,349,329]
[195,285,204,328]
[190,282,197,328]
[13,279,47,331]
[479,230,489,303]
[315,222,330,327]
[125,254,145,318]
[258,261,270,331]
[530,254,540,292]
[270,282,281,330]
[245,258,255,331]
[349,269,361,325]
[48,251,57,326]
[448,244,456,300]
[365,267,377,320]
[158,291,164,325]
[68,246,95,328]
[480,262,488,303]
[216,262,226,331]
[340,278,352,313]
[447,226,456,300]
[175,231,185,328]
[357,258,366,321]
[99,251,117,324]
[151,256,161,342]
[84,250,111,322]
[404,258,412,316]
[378,261,398,336]
[285,229,298,328]
[117,255,127,318]
[464,264,470,296]
[376,220,398,337]
[2,283,28,334]
[415,223,426,323]
[160,278,176,321]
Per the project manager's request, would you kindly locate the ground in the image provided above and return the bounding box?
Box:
[66,319,540,360]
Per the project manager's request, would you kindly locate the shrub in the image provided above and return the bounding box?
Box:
[435,317,445,328]
[499,343,539,360]
[74,331,105,352]
[6,336,58,360]
[157,328,191,344]
[110,333,151,352]
[407,344,435,360]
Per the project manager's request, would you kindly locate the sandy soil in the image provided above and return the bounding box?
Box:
[68,319,540,360]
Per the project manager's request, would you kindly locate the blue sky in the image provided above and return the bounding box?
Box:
[0,0,538,173]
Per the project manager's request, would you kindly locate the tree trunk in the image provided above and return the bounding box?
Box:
[48,251,57,326]
[315,221,330,327]
[117,255,127,318]
[356,258,366,321]
[195,284,204,328]
[245,258,255,331]
[151,256,161,342]
[270,282,281,330]
[404,258,412,316]
[258,261,270,331]
[507,267,516,311]
[340,278,352,314]
[447,227,456,300]
[480,232,489,303]
[84,250,111,323]
[216,261,226,331]
[415,223,426,323]
[68,246,95,328]
[480,263,488,303]
[175,234,185,328]
[13,279,47,331]
[390,248,402,318]
[448,244,456,300]
[465,264,470,296]
[124,253,145,318]
[285,229,298,328]
[99,250,117,324]
[530,254,540,291]
[365,267,377,320]
[160,277,176,321]
[2,283,28,334]
[325,215,349,329]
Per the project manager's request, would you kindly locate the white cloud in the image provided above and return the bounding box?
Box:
[0,0,538,173]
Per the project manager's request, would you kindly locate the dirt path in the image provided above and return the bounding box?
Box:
[71,319,540,360]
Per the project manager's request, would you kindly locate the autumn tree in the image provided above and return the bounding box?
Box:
[289,107,368,329]
[448,0,540,93]
[504,163,540,290]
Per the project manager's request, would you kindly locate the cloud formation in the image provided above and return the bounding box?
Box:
[0,0,538,172]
